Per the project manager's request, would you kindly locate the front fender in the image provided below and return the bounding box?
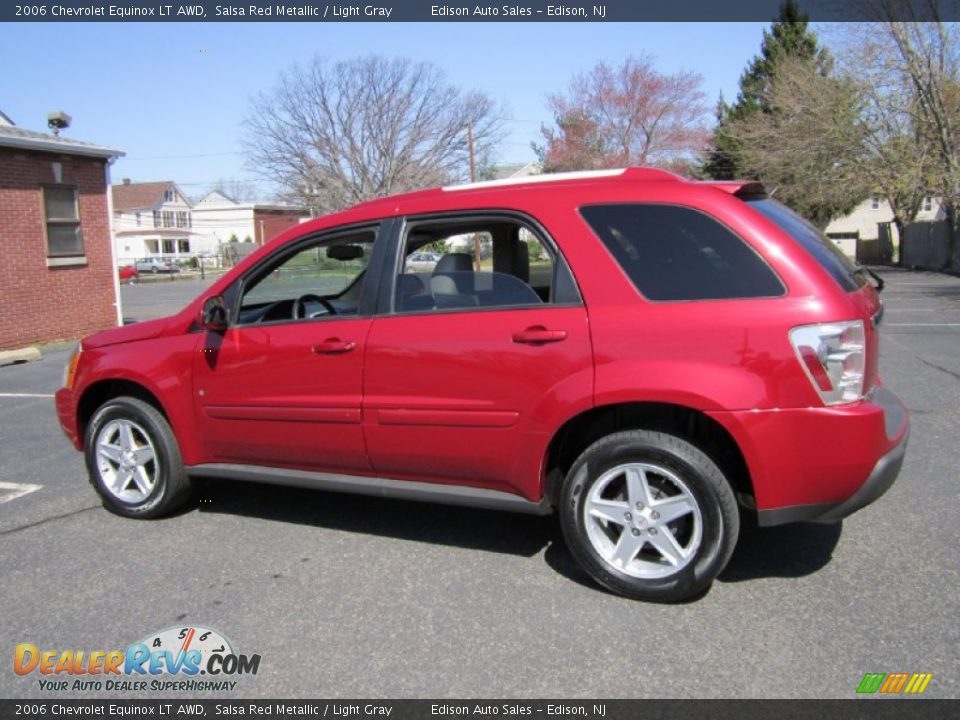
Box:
[73,333,204,464]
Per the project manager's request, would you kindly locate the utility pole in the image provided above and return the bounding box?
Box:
[468,119,481,271]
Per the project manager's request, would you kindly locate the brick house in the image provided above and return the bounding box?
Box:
[0,114,124,351]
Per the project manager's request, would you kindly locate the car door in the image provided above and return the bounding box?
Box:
[362,213,593,501]
[192,224,386,473]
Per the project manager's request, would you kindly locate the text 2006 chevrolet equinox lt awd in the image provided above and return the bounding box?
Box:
[56,168,908,602]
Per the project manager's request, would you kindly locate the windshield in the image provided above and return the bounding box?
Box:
[747,198,868,292]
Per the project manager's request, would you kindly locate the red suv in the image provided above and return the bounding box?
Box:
[56,168,908,601]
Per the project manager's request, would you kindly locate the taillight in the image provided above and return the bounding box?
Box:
[789,320,865,405]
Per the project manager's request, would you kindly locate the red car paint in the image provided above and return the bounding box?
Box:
[56,168,907,523]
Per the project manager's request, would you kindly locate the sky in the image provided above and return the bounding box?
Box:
[0,22,769,199]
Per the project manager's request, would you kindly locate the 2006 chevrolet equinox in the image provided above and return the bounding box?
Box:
[56,168,909,601]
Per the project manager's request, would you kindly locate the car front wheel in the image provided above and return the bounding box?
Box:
[84,397,191,518]
[559,430,738,602]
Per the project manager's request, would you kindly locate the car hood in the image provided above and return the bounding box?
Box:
[82,317,172,350]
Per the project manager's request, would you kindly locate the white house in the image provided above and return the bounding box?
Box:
[111,180,213,265]
[825,194,945,259]
[191,191,308,249]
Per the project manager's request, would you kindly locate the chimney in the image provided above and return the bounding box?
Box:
[122,178,131,185]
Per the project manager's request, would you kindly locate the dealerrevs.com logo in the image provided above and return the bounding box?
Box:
[14,625,261,692]
[856,672,934,695]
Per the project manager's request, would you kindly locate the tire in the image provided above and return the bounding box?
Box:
[559,430,738,602]
[84,396,191,518]
[151,267,159,274]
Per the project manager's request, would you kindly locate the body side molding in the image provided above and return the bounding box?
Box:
[185,463,552,515]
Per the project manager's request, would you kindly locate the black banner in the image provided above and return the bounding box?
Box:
[1,699,958,720]
[3,0,960,23]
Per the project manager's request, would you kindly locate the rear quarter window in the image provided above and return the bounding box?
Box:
[580,204,785,301]
[746,198,868,292]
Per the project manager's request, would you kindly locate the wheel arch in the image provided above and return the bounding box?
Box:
[77,379,170,449]
[542,401,754,510]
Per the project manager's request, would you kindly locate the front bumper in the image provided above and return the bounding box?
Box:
[709,386,909,526]
[55,387,82,450]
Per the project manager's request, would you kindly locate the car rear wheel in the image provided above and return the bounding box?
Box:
[559,430,738,602]
[84,397,191,518]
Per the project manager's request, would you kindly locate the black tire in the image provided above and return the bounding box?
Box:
[84,396,191,518]
[559,430,738,602]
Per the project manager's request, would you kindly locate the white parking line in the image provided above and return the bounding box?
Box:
[886,323,960,327]
[0,482,43,504]
[0,393,54,398]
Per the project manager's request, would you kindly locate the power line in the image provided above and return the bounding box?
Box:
[123,151,244,160]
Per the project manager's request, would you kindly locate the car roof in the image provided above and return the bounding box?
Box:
[267,167,766,250]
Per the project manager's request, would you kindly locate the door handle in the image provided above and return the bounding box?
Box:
[312,338,356,355]
[512,326,568,345]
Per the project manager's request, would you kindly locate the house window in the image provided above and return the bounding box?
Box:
[177,240,190,254]
[43,185,84,257]
[176,211,189,228]
[924,196,932,212]
[145,239,159,254]
[153,210,161,228]
[162,210,174,228]
[871,197,880,210]
[135,212,141,226]
[165,189,174,202]
[162,239,175,254]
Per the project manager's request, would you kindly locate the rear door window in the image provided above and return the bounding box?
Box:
[580,204,784,301]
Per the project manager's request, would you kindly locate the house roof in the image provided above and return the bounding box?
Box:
[194,190,307,213]
[490,162,541,180]
[112,182,175,212]
[0,123,123,159]
[196,190,237,206]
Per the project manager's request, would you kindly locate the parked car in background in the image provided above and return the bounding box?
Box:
[404,250,441,272]
[135,258,180,274]
[117,266,139,283]
[55,168,908,602]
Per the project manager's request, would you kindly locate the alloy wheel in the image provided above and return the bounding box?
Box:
[583,462,704,579]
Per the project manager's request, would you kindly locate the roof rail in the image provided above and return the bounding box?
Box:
[442,166,683,193]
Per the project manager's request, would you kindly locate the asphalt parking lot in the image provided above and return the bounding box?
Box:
[1,267,958,699]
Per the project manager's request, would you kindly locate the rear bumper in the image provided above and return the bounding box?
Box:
[709,386,909,526]
[756,425,908,525]
[810,426,908,523]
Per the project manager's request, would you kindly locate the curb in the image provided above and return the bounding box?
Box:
[131,272,226,285]
[0,346,42,368]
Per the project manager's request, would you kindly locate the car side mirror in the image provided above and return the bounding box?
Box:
[200,295,230,331]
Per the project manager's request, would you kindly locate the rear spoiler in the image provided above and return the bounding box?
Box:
[700,180,768,200]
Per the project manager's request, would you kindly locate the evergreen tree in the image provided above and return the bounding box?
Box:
[702,0,830,179]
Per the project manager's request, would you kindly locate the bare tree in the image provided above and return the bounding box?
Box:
[884,17,960,266]
[536,56,710,173]
[828,24,937,241]
[244,56,503,214]
[204,178,259,203]
[726,55,871,227]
